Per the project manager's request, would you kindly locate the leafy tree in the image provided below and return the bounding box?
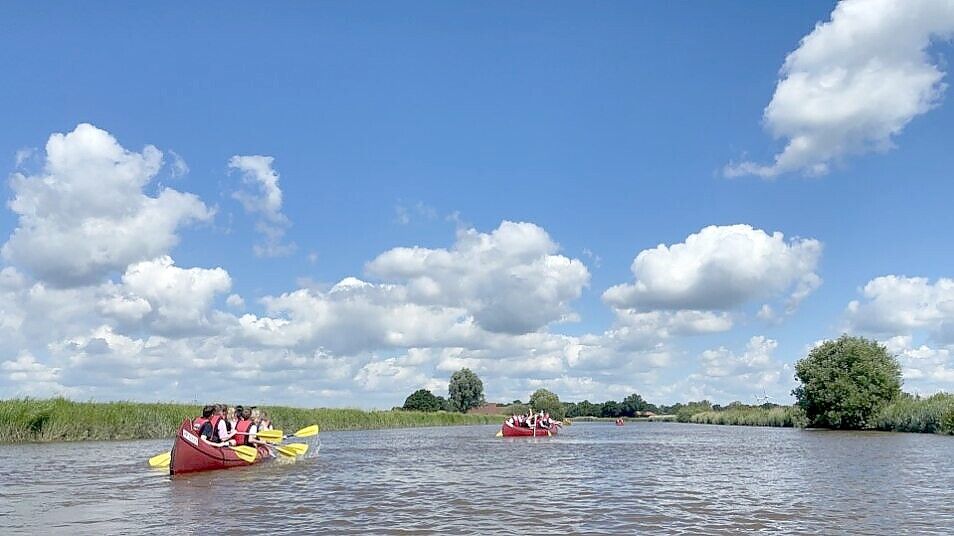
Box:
[620,393,655,417]
[562,402,577,417]
[675,400,712,422]
[564,400,600,417]
[448,368,485,412]
[435,395,453,412]
[601,400,621,418]
[529,388,564,419]
[403,389,442,412]
[793,335,902,429]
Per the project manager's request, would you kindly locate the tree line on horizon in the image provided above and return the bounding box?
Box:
[402,335,953,433]
[401,366,778,421]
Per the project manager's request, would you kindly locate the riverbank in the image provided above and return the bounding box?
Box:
[0,398,502,444]
[688,406,805,427]
[570,415,677,423]
[683,393,954,434]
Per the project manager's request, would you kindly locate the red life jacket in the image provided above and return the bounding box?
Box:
[193,417,209,430]
[209,415,223,441]
[234,419,253,446]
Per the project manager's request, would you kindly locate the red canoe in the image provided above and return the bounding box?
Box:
[501,421,558,437]
[169,419,272,475]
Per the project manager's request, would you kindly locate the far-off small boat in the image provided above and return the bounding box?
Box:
[500,420,558,437]
[615,418,624,426]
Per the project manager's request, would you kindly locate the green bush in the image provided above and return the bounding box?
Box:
[689,405,806,427]
[675,400,713,422]
[793,335,902,429]
[871,393,954,433]
[942,407,954,435]
[402,389,442,412]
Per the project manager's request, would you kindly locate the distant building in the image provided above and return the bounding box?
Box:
[468,403,506,415]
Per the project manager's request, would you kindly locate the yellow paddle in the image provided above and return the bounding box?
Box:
[260,424,320,443]
[230,445,258,463]
[249,428,284,442]
[149,451,171,467]
[274,443,309,458]
[289,424,320,438]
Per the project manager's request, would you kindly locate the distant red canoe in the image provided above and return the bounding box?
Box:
[501,421,558,437]
[615,418,624,426]
[169,419,272,475]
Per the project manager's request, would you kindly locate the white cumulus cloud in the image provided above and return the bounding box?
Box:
[367,221,590,334]
[2,123,213,287]
[100,256,231,336]
[726,0,954,178]
[846,275,954,342]
[229,155,296,257]
[603,224,821,314]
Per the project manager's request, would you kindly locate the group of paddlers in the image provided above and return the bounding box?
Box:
[191,404,274,449]
[506,409,561,430]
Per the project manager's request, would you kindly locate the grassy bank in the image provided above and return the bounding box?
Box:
[687,406,806,428]
[684,395,954,434]
[0,398,502,444]
[870,393,954,433]
[570,415,676,422]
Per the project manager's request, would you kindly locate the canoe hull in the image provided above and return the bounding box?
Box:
[501,421,557,437]
[169,419,270,475]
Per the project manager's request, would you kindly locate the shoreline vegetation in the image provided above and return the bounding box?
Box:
[682,393,954,434]
[0,398,501,444]
[7,337,954,445]
[3,392,953,445]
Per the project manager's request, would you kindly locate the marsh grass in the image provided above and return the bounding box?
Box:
[687,394,954,434]
[688,406,807,428]
[0,397,501,444]
[870,393,954,434]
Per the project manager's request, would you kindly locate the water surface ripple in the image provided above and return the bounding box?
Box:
[3,422,953,534]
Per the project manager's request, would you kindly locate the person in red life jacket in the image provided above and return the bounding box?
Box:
[233,407,254,446]
[205,404,234,446]
[194,405,214,433]
[198,405,230,447]
[229,405,243,439]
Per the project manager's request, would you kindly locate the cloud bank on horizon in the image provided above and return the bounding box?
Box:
[726,0,954,178]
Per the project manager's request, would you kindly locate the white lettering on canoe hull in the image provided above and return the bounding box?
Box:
[182,429,199,446]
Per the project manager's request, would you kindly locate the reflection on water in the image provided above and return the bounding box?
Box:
[2,423,953,534]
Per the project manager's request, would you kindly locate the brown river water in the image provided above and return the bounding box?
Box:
[2,422,953,535]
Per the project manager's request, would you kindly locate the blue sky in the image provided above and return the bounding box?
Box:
[1,1,954,407]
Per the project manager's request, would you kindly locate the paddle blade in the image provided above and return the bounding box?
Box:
[148,451,171,467]
[292,425,319,438]
[274,445,298,458]
[253,429,284,442]
[274,443,308,458]
[495,430,503,437]
[285,443,309,455]
[230,445,258,463]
